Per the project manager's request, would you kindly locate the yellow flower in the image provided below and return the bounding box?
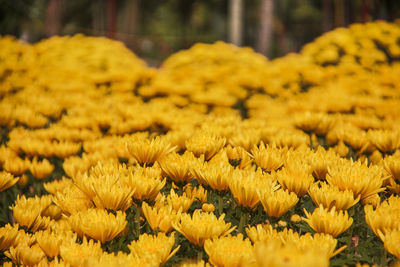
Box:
[245,224,275,243]
[0,171,19,192]
[127,136,176,165]
[178,259,211,267]
[41,204,62,220]
[53,184,94,216]
[184,184,208,203]
[91,173,134,211]
[254,239,330,267]
[326,159,385,200]
[383,154,400,181]
[303,205,353,237]
[364,196,400,237]
[361,193,380,207]
[204,234,255,267]
[202,203,215,212]
[10,195,53,231]
[60,237,103,266]
[29,157,54,180]
[35,230,77,258]
[294,112,332,134]
[368,129,400,153]
[43,176,73,195]
[128,232,180,265]
[142,202,181,233]
[191,160,232,192]
[3,157,29,175]
[308,147,340,180]
[258,188,299,218]
[276,160,314,197]
[158,151,195,183]
[0,224,19,251]
[68,208,127,243]
[379,230,400,260]
[172,210,236,247]
[230,168,279,210]
[290,214,302,223]
[83,251,155,267]
[185,131,226,160]
[308,182,360,211]
[124,170,166,201]
[224,145,252,169]
[251,142,286,172]
[155,189,194,212]
[5,243,46,266]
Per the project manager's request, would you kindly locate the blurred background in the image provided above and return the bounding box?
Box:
[1,0,399,64]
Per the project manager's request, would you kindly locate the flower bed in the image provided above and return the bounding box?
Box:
[0,21,400,266]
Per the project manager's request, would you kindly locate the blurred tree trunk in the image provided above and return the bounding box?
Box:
[229,0,243,46]
[361,0,369,22]
[45,0,63,37]
[92,0,106,36]
[118,0,139,48]
[257,0,274,57]
[322,0,332,32]
[107,0,117,39]
[333,0,345,27]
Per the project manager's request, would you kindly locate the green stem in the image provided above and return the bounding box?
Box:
[381,247,387,266]
[218,194,223,216]
[134,203,141,237]
[238,210,248,234]
[197,249,203,261]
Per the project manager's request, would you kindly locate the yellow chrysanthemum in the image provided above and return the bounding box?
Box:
[364,196,400,237]
[185,131,226,160]
[258,188,299,218]
[191,160,232,192]
[158,151,195,183]
[43,177,73,195]
[251,142,286,172]
[308,182,360,211]
[82,251,155,267]
[379,230,400,260]
[68,208,127,243]
[29,157,54,180]
[124,171,166,201]
[229,169,278,210]
[0,224,19,251]
[60,237,103,266]
[254,239,330,267]
[383,155,400,181]
[5,243,46,266]
[34,229,77,258]
[0,171,19,192]
[303,205,353,237]
[172,210,236,247]
[184,184,208,203]
[53,184,94,216]
[128,232,180,265]
[127,136,176,165]
[142,202,181,233]
[326,159,385,200]
[10,195,53,232]
[155,189,194,212]
[204,234,255,267]
[276,160,314,197]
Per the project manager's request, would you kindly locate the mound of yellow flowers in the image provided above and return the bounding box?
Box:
[1,21,400,266]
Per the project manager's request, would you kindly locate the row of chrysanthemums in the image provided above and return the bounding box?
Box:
[0,21,400,266]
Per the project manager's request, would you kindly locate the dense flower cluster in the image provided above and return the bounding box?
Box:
[0,21,400,266]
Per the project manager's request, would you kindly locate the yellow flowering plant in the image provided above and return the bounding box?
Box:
[1,21,400,266]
